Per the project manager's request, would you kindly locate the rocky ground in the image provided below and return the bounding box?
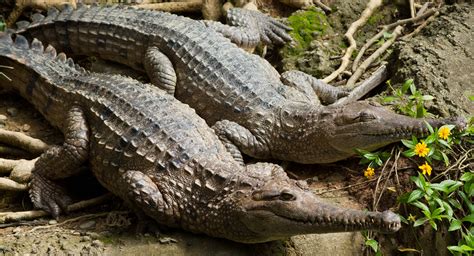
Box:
[0,1,472,255]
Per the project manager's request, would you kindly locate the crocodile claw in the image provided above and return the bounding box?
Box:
[254,12,293,45]
[29,173,72,219]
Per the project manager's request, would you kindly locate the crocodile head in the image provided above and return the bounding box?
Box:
[274,101,466,163]
[217,163,400,243]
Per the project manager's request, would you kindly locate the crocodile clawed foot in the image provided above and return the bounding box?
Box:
[29,173,72,219]
[252,11,293,45]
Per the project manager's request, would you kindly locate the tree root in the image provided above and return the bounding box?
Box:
[351,8,437,73]
[0,177,28,191]
[334,64,388,105]
[322,0,383,83]
[402,11,439,40]
[346,26,403,89]
[0,129,48,155]
[134,0,202,13]
[0,193,114,224]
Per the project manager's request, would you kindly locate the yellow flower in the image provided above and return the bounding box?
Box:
[364,167,375,178]
[414,141,430,157]
[419,162,432,176]
[407,214,416,222]
[438,126,450,140]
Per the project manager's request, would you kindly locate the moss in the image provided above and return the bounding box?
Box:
[283,7,332,55]
[367,13,384,26]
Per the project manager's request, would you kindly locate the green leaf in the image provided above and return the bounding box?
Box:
[449,198,463,210]
[431,184,449,193]
[460,172,474,182]
[365,239,379,252]
[424,121,434,134]
[401,139,415,148]
[383,96,397,103]
[448,245,474,253]
[442,201,454,218]
[412,201,430,213]
[448,219,462,231]
[431,207,445,217]
[438,139,452,149]
[469,95,474,101]
[429,219,438,230]
[413,217,428,227]
[407,189,424,203]
[403,149,416,158]
[409,82,417,95]
[375,157,383,167]
[363,153,377,160]
[422,95,435,101]
[425,134,436,144]
[441,151,450,166]
[462,214,474,224]
[402,79,413,93]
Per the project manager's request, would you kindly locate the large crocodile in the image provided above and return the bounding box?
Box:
[16,5,465,164]
[0,33,402,243]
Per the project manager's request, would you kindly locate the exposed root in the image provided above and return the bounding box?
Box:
[334,64,388,105]
[409,0,416,18]
[351,8,437,72]
[345,26,403,89]
[374,148,400,210]
[134,0,202,13]
[322,0,383,83]
[313,0,331,13]
[0,177,28,191]
[0,193,114,224]
[0,129,48,155]
[0,65,13,82]
[0,145,30,157]
[402,11,440,40]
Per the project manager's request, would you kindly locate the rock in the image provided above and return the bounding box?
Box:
[80,236,91,242]
[21,124,30,131]
[48,220,58,225]
[91,240,104,248]
[79,220,96,230]
[6,107,18,117]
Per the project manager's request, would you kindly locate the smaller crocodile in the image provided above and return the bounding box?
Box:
[0,33,401,243]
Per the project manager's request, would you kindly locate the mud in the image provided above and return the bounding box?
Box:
[390,4,474,117]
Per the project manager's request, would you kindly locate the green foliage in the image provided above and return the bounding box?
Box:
[383,79,434,118]
[376,31,393,46]
[401,123,456,166]
[0,16,5,32]
[355,148,391,168]
[362,231,383,256]
[399,172,473,255]
[285,7,331,55]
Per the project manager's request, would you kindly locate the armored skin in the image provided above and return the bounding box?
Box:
[0,33,402,243]
[15,5,465,164]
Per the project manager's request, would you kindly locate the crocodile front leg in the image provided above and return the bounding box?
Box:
[29,106,89,218]
[281,70,349,105]
[202,8,292,49]
[144,46,177,94]
[213,120,270,163]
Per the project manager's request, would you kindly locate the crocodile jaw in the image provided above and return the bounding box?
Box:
[237,191,401,243]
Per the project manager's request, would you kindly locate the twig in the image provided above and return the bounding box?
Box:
[375,149,401,209]
[409,0,416,19]
[314,0,331,13]
[28,210,128,233]
[433,147,473,181]
[134,0,202,12]
[0,193,113,224]
[314,178,377,195]
[402,11,440,40]
[0,177,27,191]
[322,0,383,83]
[372,147,394,211]
[334,64,388,105]
[0,129,48,155]
[351,8,436,72]
[345,25,404,89]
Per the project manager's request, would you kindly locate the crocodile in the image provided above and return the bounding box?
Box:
[0,33,402,243]
[15,5,465,164]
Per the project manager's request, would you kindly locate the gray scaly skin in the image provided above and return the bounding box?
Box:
[0,33,402,243]
[16,5,465,164]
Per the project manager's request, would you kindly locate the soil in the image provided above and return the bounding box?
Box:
[0,1,472,255]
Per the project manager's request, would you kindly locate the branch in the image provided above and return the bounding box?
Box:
[346,25,403,89]
[0,129,48,155]
[0,193,113,224]
[334,64,388,105]
[322,0,383,83]
[134,0,202,12]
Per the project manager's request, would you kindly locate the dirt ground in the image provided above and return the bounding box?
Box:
[0,1,472,255]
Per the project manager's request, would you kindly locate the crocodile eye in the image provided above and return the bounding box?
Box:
[279,190,296,201]
[252,190,280,201]
[356,111,376,122]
